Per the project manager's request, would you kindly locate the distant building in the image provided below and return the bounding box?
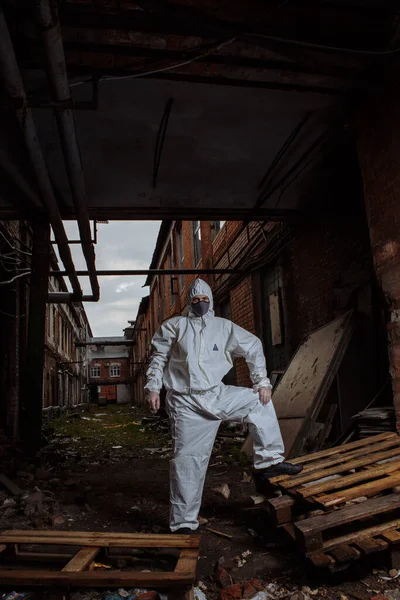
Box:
[87,337,132,405]
[43,268,92,410]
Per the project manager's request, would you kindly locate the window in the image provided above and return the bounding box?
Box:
[192,221,202,266]
[110,364,120,377]
[90,366,100,378]
[211,221,225,242]
[176,225,185,291]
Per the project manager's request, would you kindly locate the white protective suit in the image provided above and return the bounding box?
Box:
[145,278,284,531]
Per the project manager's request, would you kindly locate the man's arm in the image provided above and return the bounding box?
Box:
[145,320,177,411]
[228,323,272,404]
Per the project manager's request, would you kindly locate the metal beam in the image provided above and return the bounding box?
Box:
[0,5,83,298]
[59,40,356,80]
[51,268,241,277]
[37,0,100,302]
[61,66,345,95]
[75,340,134,347]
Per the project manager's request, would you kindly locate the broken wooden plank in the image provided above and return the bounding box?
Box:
[270,433,400,484]
[329,545,361,564]
[380,529,400,544]
[295,493,400,553]
[308,551,335,568]
[353,538,388,555]
[62,547,100,572]
[175,549,199,573]
[298,461,400,499]
[266,495,296,526]
[0,570,195,586]
[0,531,200,549]
[279,445,400,490]
[322,518,400,552]
[205,528,233,540]
[316,471,400,507]
[0,473,23,496]
[274,432,398,472]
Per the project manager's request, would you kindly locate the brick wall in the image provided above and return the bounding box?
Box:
[282,213,374,350]
[229,276,256,387]
[88,357,130,384]
[356,64,400,429]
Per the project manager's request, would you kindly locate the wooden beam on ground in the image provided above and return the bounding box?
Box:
[0,530,200,549]
[0,570,194,586]
[62,547,100,572]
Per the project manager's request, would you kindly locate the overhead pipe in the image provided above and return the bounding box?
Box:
[0,5,82,299]
[50,268,241,277]
[37,0,100,302]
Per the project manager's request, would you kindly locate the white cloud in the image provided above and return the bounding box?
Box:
[57,221,161,336]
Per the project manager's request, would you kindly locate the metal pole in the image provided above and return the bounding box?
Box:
[0,6,82,298]
[50,268,241,277]
[37,0,100,302]
[21,220,50,454]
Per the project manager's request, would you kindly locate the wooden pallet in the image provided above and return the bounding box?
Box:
[0,530,200,597]
[269,432,400,510]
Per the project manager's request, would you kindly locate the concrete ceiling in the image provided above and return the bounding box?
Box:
[0,0,398,220]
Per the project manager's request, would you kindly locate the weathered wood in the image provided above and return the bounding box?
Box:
[295,494,400,552]
[266,495,296,526]
[0,570,194,586]
[279,432,397,469]
[280,446,400,489]
[0,531,200,549]
[0,544,6,555]
[317,472,400,507]
[308,552,335,568]
[269,311,354,457]
[380,529,400,544]
[62,547,100,572]
[329,544,361,564]
[270,433,400,484]
[322,518,400,552]
[354,537,388,555]
[298,461,400,499]
[175,550,199,574]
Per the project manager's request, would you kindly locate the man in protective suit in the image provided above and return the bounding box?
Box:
[145,279,302,534]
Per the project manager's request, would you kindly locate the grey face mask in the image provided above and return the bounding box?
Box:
[191,301,210,317]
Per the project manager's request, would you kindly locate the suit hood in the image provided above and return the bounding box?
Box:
[187,278,214,317]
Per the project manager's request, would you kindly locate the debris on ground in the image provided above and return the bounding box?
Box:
[0,406,399,600]
[213,483,231,499]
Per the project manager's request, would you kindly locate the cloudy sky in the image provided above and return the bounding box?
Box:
[61,221,161,337]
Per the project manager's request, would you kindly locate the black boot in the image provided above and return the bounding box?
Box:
[172,527,195,534]
[253,462,303,494]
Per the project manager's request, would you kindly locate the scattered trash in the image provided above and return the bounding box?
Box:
[242,550,252,558]
[94,562,112,569]
[194,588,207,600]
[112,446,123,449]
[198,516,209,526]
[242,472,252,483]
[0,593,32,600]
[213,484,230,499]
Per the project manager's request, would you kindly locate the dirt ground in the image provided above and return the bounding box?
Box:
[1,405,400,600]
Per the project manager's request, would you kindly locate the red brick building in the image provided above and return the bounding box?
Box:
[87,337,132,405]
[132,207,390,440]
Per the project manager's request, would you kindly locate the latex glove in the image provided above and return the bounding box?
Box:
[258,387,272,405]
[146,391,160,413]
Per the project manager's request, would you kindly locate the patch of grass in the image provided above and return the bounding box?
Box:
[50,405,166,450]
